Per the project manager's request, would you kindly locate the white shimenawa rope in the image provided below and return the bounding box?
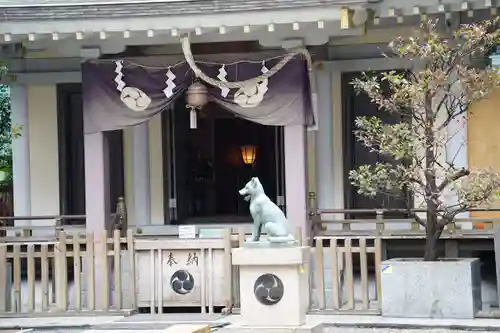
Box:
[181,36,311,90]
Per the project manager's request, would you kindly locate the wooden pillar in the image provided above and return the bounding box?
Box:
[11,85,31,226]
[132,122,151,226]
[84,131,111,309]
[284,125,308,240]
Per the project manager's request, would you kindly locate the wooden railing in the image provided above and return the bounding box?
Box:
[0,196,127,239]
[0,229,135,316]
[310,236,382,314]
[1,212,495,318]
[0,217,124,242]
[310,208,500,238]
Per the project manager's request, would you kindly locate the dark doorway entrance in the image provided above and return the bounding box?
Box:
[166,100,285,224]
[342,71,412,219]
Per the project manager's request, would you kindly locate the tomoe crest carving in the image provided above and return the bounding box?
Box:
[170,270,195,295]
[253,273,284,305]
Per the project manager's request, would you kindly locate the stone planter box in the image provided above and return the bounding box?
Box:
[381,258,482,318]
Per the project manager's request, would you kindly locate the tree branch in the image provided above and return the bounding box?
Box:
[437,168,470,192]
[439,207,466,227]
[408,177,425,187]
[411,212,426,227]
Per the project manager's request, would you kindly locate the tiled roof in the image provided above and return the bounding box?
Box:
[0,0,366,21]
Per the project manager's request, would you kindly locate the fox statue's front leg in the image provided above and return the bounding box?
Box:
[248,215,262,242]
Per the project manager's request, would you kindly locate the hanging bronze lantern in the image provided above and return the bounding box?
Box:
[185,82,209,129]
[240,145,257,165]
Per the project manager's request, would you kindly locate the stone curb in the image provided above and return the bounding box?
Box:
[0,325,92,330]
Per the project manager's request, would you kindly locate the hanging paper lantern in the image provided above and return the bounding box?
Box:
[185,82,209,129]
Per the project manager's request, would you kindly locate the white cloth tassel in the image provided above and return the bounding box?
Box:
[190,109,197,129]
[114,60,126,92]
[163,68,176,98]
[217,65,230,97]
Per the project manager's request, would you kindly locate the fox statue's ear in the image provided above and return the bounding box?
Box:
[252,177,261,187]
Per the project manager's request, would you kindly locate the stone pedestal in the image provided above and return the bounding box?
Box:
[234,245,309,326]
[220,244,321,332]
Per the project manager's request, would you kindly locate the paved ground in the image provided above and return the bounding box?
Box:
[327,329,500,333]
[4,314,500,332]
[24,329,500,333]
[22,327,500,333]
[21,330,86,333]
[12,329,500,333]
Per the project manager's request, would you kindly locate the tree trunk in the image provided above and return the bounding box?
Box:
[424,210,443,261]
[423,94,442,261]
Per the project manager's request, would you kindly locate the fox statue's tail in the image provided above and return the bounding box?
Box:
[268,234,296,243]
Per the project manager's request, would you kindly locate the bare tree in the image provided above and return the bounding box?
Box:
[350,19,500,261]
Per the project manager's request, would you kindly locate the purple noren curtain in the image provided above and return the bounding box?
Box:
[82,57,314,134]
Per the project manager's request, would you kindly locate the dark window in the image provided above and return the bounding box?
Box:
[342,71,413,219]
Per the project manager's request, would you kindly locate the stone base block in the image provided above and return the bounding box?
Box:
[381,258,482,318]
[232,246,310,327]
[217,323,323,333]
